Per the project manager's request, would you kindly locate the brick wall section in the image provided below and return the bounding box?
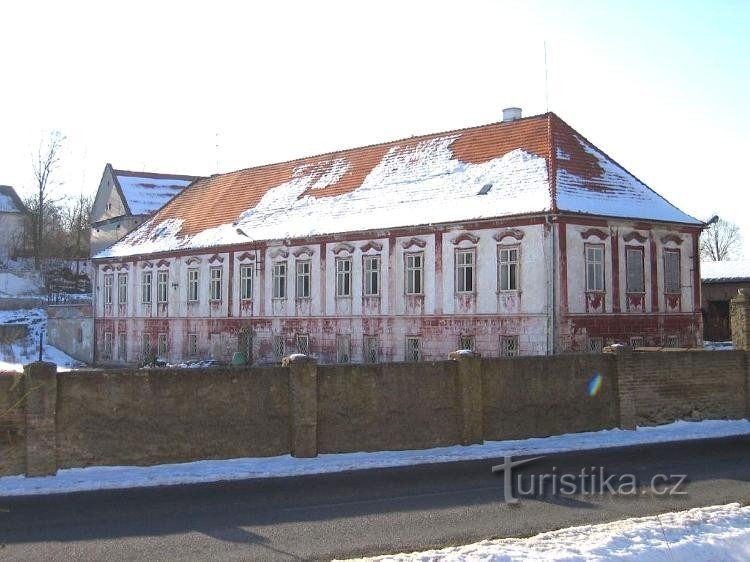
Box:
[316,361,462,453]
[55,367,290,468]
[0,372,26,476]
[482,355,620,440]
[618,351,748,427]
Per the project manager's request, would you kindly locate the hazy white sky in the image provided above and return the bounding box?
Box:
[1,0,748,256]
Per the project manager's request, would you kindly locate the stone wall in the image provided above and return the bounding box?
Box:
[2,350,749,477]
[47,303,94,364]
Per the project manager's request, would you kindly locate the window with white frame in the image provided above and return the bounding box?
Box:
[458,335,475,352]
[103,274,113,305]
[500,335,519,357]
[209,267,222,301]
[405,253,423,295]
[585,244,605,292]
[498,247,519,291]
[296,334,310,355]
[406,336,422,362]
[157,333,167,357]
[664,249,681,294]
[141,271,152,304]
[364,335,378,363]
[103,332,113,359]
[272,262,287,299]
[117,332,126,360]
[625,247,645,293]
[296,260,311,298]
[455,249,475,293]
[336,257,352,297]
[188,333,198,356]
[363,255,380,296]
[336,334,351,363]
[117,273,128,304]
[240,264,253,300]
[157,270,168,303]
[273,335,285,358]
[187,269,199,302]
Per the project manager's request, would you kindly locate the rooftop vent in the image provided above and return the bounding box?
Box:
[478,183,493,195]
[502,107,522,122]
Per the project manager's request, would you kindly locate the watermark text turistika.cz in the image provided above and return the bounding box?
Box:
[491,456,687,503]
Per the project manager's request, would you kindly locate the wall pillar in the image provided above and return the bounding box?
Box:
[730,289,750,351]
[23,361,58,476]
[455,354,483,445]
[611,349,637,430]
[288,358,318,458]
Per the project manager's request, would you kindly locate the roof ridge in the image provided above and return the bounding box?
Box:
[113,169,201,181]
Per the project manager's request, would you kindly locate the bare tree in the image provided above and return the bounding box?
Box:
[30,131,65,270]
[700,216,743,261]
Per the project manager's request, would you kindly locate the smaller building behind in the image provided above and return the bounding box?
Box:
[701,260,750,341]
[0,185,30,263]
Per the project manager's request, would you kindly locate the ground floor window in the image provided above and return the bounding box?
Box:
[406,336,422,362]
[336,335,351,363]
[458,335,475,352]
[117,332,126,360]
[273,335,285,359]
[157,333,168,357]
[588,337,603,353]
[296,334,310,355]
[103,332,113,359]
[500,335,519,357]
[364,335,379,363]
[188,333,198,357]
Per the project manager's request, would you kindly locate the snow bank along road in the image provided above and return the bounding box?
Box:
[0,434,748,561]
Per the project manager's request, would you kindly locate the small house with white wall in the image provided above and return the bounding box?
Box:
[91,110,705,366]
[0,185,30,263]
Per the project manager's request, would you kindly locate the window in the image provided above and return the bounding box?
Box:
[273,335,285,359]
[405,253,423,295]
[103,274,113,305]
[588,337,604,353]
[336,335,351,363]
[363,255,380,296]
[103,332,113,359]
[188,333,198,356]
[364,335,379,363]
[157,270,168,303]
[498,247,519,291]
[500,335,519,357]
[625,247,645,293]
[666,335,680,348]
[272,262,287,299]
[240,264,253,300]
[630,336,644,349]
[187,269,199,302]
[406,336,422,362]
[458,335,475,352]
[296,334,310,355]
[77,326,83,344]
[585,244,605,292]
[117,273,128,304]
[296,260,311,298]
[209,267,222,301]
[158,333,167,356]
[142,333,152,359]
[117,332,126,360]
[336,258,352,297]
[664,250,681,294]
[455,249,475,293]
[141,271,152,304]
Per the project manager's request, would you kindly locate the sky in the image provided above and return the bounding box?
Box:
[1,0,748,257]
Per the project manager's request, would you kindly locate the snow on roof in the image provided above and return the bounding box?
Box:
[114,171,198,216]
[96,113,701,259]
[701,260,750,283]
[0,186,26,213]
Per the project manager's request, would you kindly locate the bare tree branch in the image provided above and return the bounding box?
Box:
[700,216,743,261]
[30,130,65,270]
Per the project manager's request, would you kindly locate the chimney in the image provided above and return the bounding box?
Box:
[502,107,522,122]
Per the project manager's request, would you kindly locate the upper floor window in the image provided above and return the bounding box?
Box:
[405,253,424,295]
[187,268,199,302]
[141,271,152,304]
[117,273,128,304]
[664,249,681,294]
[455,249,475,293]
[240,264,253,300]
[103,274,113,305]
[157,270,168,303]
[625,247,645,293]
[585,244,605,292]
[209,267,222,301]
[336,257,352,297]
[296,260,311,298]
[498,247,519,291]
[363,255,380,296]
[272,262,287,299]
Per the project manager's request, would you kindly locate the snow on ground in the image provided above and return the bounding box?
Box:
[345,503,750,561]
[0,307,82,372]
[0,270,43,297]
[1,418,747,497]
[703,341,735,351]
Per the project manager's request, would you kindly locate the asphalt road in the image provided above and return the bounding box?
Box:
[1,435,749,561]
